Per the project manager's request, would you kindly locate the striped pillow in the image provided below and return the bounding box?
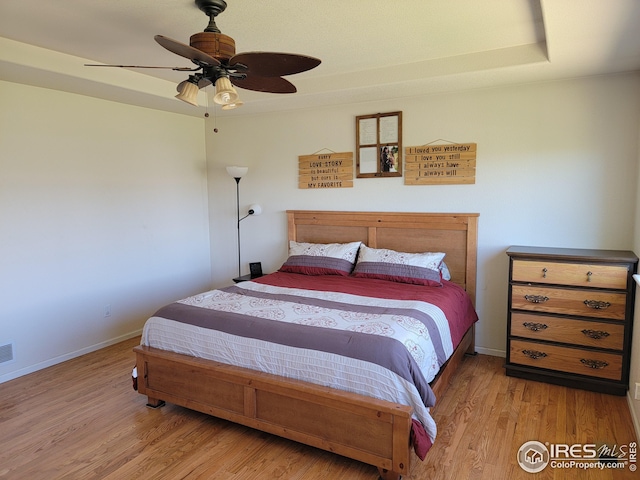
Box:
[280,241,362,276]
[352,245,445,286]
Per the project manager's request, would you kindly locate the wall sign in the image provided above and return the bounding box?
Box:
[404,142,476,185]
[298,152,353,189]
[356,111,402,178]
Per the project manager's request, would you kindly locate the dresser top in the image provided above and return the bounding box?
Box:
[507,245,638,264]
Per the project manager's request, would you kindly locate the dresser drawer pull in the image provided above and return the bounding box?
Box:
[542,267,547,278]
[524,295,549,303]
[523,322,548,332]
[583,299,611,310]
[581,329,610,340]
[580,358,609,369]
[586,271,592,282]
[522,349,547,360]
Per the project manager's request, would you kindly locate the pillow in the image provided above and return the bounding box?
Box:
[352,245,446,286]
[280,241,362,276]
[441,262,451,281]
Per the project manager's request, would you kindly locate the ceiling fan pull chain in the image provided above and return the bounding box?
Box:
[212,93,219,133]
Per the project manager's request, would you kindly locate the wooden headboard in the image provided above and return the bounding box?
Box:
[287,210,479,306]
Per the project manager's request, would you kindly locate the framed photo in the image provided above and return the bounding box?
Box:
[249,262,263,278]
[356,111,402,178]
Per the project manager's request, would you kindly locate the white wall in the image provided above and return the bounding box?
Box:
[0,81,212,383]
[206,73,640,358]
[629,119,640,435]
[3,71,638,391]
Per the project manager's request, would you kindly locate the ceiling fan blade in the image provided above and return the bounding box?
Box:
[154,35,221,68]
[229,52,320,77]
[231,75,297,94]
[84,64,200,71]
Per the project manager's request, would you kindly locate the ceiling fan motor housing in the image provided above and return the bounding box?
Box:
[190,32,236,62]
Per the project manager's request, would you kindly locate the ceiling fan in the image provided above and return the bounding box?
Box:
[86,0,321,110]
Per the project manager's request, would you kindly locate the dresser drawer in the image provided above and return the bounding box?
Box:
[510,312,625,350]
[512,260,628,289]
[510,339,623,381]
[511,285,627,320]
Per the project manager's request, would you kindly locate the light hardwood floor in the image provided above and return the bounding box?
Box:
[0,336,637,480]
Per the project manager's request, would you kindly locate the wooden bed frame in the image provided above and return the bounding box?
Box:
[134,211,478,480]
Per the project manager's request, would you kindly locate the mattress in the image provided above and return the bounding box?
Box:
[140,271,478,451]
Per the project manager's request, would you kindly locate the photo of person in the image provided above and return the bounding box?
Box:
[380,145,398,172]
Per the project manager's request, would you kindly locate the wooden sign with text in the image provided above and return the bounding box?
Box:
[404,143,476,185]
[298,152,353,189]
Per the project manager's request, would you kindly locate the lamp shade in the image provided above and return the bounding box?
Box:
[175,81,199,106]
[222,100,244,110]
[248,204,262,216]
[214,77,239,105]
[226,166,248,179]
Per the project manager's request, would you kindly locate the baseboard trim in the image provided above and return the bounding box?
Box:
[0,329,142,384]
[627,393,640,441]
[475,346,506,358]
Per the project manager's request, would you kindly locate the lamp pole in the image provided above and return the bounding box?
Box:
[233,176,241,278]
[226,166,249,280]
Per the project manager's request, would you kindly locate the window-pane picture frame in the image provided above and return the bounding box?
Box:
[356,111,402,178]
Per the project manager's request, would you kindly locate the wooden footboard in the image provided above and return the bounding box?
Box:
[134,345,413,479]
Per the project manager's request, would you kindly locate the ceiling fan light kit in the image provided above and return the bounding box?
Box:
[175,78,200,106]
[85,0,321,111]
[213,76,239,105]
[222,100,244,110]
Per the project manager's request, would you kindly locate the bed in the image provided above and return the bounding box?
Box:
[134,210,479,480]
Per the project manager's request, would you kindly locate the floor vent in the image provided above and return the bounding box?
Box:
[0,343,14,364]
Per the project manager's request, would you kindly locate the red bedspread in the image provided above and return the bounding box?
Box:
[254,272,477,350]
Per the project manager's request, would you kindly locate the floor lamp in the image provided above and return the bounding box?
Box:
[226,166,261,279]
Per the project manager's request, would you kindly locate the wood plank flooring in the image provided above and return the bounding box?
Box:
[0,336,636,479]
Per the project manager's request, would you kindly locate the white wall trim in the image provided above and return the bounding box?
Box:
[628,393,640,442]
[0,329,142,385]
[475,346,506,357]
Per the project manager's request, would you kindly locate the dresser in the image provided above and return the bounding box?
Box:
[506,246,638,395]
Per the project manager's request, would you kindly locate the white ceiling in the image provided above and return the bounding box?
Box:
[1,0,640,117]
